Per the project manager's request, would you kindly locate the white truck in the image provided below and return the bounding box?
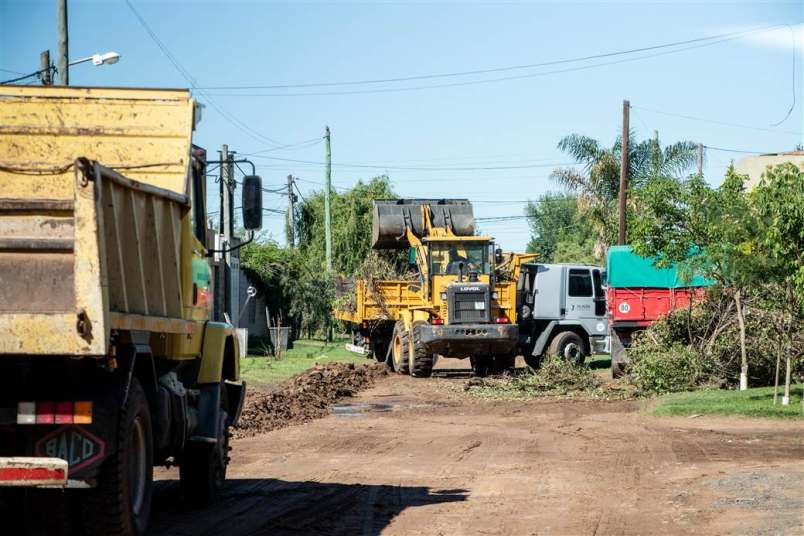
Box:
[516,263,608,368]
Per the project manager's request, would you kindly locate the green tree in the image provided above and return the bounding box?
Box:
[296,176,397,275]
[525,193,596,263]
[551,131,697,255]
[630,168,766,390]
[751,162,804,404]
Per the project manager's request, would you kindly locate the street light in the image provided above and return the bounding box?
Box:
[69,51,121,67]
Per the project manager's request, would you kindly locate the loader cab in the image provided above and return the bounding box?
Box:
[427,239,492,278]
[426,238,497,325]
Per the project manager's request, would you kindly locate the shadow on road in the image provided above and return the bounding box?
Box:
[149,478,468,536]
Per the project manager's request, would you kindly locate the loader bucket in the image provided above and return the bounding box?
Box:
[371,199,475,249]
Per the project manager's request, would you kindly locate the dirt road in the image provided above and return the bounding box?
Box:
[151,371,803,535]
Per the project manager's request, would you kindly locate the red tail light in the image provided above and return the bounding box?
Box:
[54,401,74,424]
[36,402,55,424]
[495,316,510,324]
[432,318,444,325]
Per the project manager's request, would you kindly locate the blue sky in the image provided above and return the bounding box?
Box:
[2,0,802,250]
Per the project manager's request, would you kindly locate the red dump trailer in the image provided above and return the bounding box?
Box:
[607,246,712,377]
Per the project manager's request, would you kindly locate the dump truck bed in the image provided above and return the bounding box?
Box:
[0,86,196,356]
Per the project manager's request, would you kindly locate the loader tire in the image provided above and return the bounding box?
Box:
[82,377,153,536]
[409,321,434,378]
[548,331,586,365]
[391,321,410,374]
[180,385,230,508]
[489,354,516,374]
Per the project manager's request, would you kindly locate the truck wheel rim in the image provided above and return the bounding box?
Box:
[563,343,580,361]
[130,417,147,515]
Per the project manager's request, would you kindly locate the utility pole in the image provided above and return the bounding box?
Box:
[220,144,233,321]
[56,0,69,85]
[696,143,704,176]
[40,50,52,85]
[286,174,296,247]
[617,99,630,245]
[324,126,332,270]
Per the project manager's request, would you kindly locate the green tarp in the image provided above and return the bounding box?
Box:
[606,246,713,289]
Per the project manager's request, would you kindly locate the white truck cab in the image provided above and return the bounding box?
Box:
[516,263,608,367]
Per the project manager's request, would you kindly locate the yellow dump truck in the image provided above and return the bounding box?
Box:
[336,199,536,376]
[0,86,262,534]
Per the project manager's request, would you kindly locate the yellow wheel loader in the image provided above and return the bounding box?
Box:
[336,199,536,377]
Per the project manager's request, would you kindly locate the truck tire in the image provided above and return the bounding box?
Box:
[470,355,491,377]
[391,321,410,374]
[180,386,230,508]
[82,377,153,536]
[547,331,586,365]
[409,321,434,378]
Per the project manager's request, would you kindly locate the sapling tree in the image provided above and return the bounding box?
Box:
[751,162,804,404]
[630,168,766,390]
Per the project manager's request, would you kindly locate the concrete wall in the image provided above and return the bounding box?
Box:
[734,151,804,189]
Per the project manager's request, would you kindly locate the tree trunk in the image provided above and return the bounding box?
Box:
[734,289,748,391]
[782,283,794,406]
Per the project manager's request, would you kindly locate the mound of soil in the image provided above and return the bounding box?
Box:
[232,362,389,439]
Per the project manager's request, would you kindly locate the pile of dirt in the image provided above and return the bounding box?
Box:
[232,362,389,439]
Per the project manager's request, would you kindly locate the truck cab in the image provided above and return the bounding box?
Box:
[517,263,608,367]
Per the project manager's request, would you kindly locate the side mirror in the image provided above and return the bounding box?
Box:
[242,175,263,230]
[495,247,503,264]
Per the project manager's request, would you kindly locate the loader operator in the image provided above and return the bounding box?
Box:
[446,245,477,275]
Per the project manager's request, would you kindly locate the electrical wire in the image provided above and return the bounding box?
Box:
[239,137,324,157]
[633,105,802,136]
[0,67,51,85]
[250,155,573,171]
[123,0,285,148]
[196,25,783,91]
[703,145,767,154]
[770,24,798,127]
[203,28,782,98]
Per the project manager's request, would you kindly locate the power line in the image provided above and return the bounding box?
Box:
[239,137,324,157]
[703,145,768,154]
[0,67,25,75]
[123,0,284,148]
[1,66,51,85]
[769,24,798,127]
[202,27,782,98]
[250,154,574,171]
[196,25,782,91]
[633,105,802,136]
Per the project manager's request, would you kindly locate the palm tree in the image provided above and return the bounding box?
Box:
[550,131,697,257]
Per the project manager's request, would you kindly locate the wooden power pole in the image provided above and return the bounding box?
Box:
[617,99,630,245]
[696,143,704,176]
[286,174,295,247]
[56,0,69,85]
[220,144,233,321]
[324,126,332,270]
[40,50,52,85]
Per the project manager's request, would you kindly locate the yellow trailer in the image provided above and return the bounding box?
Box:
[0,86,263,535]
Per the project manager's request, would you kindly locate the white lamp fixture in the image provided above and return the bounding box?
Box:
[70,51,121,67]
